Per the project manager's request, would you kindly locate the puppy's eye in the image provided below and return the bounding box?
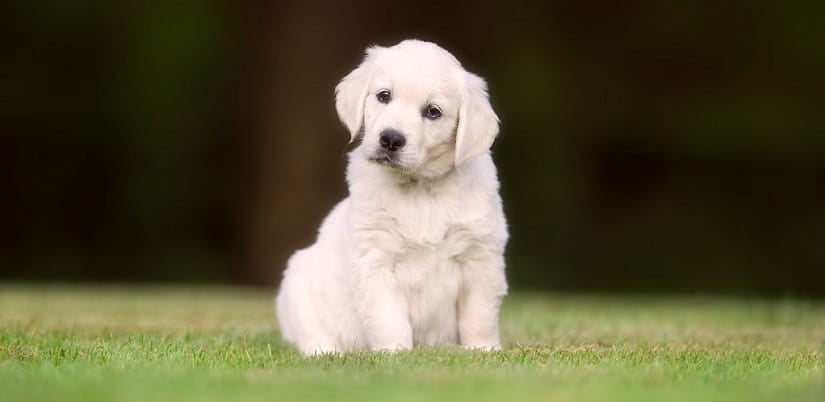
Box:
[376,90,391,104]
[424,104,442,120]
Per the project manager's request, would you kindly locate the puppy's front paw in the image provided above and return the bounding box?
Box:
[371,343,412,353]
[461,343,501,352]
[301,344,340,356]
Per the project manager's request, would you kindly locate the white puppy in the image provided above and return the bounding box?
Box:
[276,40,508,355]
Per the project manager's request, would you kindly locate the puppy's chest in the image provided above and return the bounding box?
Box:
[388,195,476,249]
[392,227,464,345]
[376,196,483,344]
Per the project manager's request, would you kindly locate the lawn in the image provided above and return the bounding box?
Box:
[0,285,822,402]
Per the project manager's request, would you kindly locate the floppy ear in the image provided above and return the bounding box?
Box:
[455,72,500,166]
[335,46,382,142]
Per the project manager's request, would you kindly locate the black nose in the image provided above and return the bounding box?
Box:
[379,129,406,152]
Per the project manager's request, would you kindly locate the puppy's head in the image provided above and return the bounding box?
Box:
[335,40,499,178]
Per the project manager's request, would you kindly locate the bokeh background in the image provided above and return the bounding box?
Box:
[2,1,824,296]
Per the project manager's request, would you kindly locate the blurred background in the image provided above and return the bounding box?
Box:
[2,1,823,296]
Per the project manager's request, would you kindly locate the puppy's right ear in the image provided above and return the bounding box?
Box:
[335,46,383,142]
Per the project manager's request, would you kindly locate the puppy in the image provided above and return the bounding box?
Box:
[276,40,508,355]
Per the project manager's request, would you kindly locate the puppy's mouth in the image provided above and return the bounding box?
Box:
[368,151,405,169]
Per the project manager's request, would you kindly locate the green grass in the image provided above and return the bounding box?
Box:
[1,286,822,402]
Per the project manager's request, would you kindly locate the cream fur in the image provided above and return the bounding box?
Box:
[276,40,508,355]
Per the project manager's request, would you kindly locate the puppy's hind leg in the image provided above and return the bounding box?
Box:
[276,249,339,355]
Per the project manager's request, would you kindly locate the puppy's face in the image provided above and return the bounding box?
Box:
[361,54,461,176]
[336,40,499,178]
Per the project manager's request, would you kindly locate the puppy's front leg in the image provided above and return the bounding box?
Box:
[458,254,507,350]
[353,246,412,351]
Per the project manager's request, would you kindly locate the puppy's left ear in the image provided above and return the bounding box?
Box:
[335,46,383,142]
[455,72,500,166]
